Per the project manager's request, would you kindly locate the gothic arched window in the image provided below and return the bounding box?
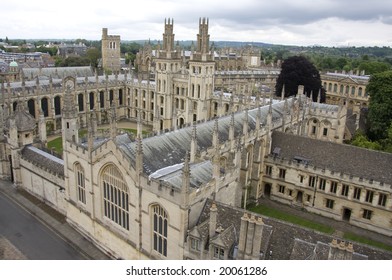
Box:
[75,163,86,204]
[102,164,129,230]
[152,204,168,257]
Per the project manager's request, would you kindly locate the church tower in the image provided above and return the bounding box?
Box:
[101,28,121,73]
[155,18,182,130]
[188,18,215,121]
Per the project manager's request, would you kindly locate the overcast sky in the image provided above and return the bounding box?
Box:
[2,0,392,47]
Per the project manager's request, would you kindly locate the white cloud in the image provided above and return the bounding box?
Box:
[1,0,391,46]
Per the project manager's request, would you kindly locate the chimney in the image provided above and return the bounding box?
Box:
[209,202,218,238]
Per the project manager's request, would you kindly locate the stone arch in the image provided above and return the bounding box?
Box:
[41,97,49,117]
[78,93,84,112]
[54,95,61,115]
[89,92,95,110]
[27,99,36,118]
[150,203,169,257]
[100,163,129,230]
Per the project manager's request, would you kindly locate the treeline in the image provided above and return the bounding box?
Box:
[260,45,392,74]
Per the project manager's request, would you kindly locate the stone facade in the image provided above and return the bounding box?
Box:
[321,71,369,112]
[101,28,121,72]
[262,131,392,236]
[0,18,390,260]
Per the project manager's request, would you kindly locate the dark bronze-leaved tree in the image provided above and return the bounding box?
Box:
[275,55,325,102]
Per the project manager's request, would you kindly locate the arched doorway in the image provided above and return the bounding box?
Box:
[264,183,271,197]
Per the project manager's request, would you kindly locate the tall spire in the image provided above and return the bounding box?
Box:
[190,124,197,163]
[109,104,117,139]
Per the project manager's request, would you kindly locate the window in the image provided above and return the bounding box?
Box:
[341,184,349,197]
[319,178,326,191]
[299,175,304,183]
[153,205,168,257]
[326,199,334,209]
[323,128,328,136]
[308,176,316,188]
[330,181,337,193]
[378,193,387,207]
[306,195,311,202]
[288,189,293,196]
[365,190,374,203]
[278,185,285,194]
[279,168,286,179]
[213,246,224,260]
[265,165,272,176]
[362,209,372,220]
[102,165,129,230]
[190,238,200,251]
[311,126,316,135]
[75,163,86,204]
[353,187,361,200]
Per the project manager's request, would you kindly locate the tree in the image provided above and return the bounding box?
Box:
[275,56,325,102]
[86,48,101,68]
[366,71,392,141]
[358,61,391,75]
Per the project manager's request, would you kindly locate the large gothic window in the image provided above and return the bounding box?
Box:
[102,165,129,230]
[75,163,86,204]
[152,205,168,257]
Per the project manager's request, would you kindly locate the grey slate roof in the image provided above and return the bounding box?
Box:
[196,199,272,258]
[4,103,36,132]
[21,146,64,177]
[195,199,391,259]
[22,66,93,80]
[117,98,292,176]
[271,131,392,185]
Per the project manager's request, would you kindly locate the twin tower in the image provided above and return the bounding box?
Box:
[101,18,213,72]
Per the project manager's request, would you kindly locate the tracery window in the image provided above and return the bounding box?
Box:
[102,165,129,230]
[75,163,86,204]
[152,205,168,257]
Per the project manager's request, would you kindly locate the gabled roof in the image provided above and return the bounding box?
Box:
[271,131,392,184]
[117,98,295,176]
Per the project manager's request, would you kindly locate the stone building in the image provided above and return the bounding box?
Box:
[101,28,121,73]
[263,131,392,236]
[321,71,369,112]
[0,18,390,260]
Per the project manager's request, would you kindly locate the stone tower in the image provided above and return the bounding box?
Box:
[155,18,182,130]
[101,28,121,73]
[189,18,215,121]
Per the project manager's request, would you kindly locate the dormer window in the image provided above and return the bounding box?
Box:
[190,238,201,252]
[213,246,224,259]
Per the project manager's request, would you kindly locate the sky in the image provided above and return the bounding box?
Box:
[1,0,392,47]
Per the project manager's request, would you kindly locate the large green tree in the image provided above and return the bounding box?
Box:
[367,70,392,141]
[275,56,325,102]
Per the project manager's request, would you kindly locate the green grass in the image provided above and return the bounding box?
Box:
[249,204,334,234]
[343,232,392,252]
[47,137,63,154]
[47,128,148,154]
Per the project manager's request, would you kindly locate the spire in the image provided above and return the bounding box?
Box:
[135,135,143,175]
[255,106,261,133]
[229,112,235,141]
[212,118,219,148]
[109,104,117,139]
[190,124,197,163]
[137,109,143,139]
[281,84,285,100]
[243,108,249,136]
[317,88,321,103]
[181,150,191,208]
